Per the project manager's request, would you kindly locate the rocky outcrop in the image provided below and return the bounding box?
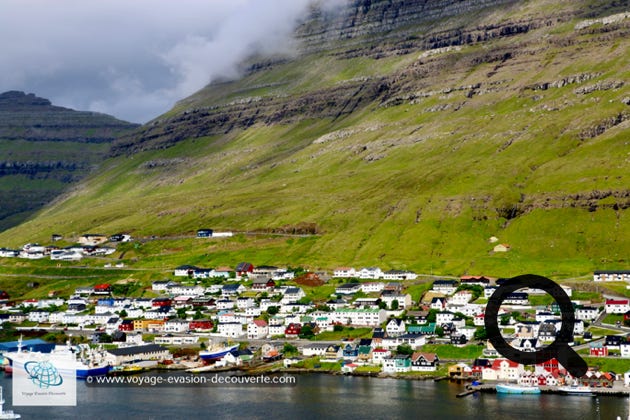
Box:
[0,91,138,230]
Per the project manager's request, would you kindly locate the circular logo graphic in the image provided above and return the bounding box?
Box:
[24,360,64,388]
[484,274,588,378]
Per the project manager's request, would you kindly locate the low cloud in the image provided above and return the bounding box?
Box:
[0,0,345,123]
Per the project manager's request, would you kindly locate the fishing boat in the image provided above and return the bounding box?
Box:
[0,386,20,419]
[5,337,110,379]
[496,383,541,394]
[199,342,239,362]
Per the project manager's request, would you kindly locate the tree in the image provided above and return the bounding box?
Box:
[267,306,279,315]
[390,300,399,311]
[455,284,484,301]
[474,327,488,340]
[333,325,344,332]
[283,343,298,356]
[427,309,438,323]
[396,344,413,355]
[299,324,314,339]
[378,301,388,310]
[500,315,511,326]
[297,296,312,305]
[435,326,445,337]
[176,307,187,319]
[118,309,128,318]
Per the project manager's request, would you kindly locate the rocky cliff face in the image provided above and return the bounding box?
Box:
[111,0,628,155]
[0,91,138,230]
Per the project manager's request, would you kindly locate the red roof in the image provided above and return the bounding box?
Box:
[491,359,519,369]
[94,283,111,290]
[606,299,629,305]
[253,320,268,327]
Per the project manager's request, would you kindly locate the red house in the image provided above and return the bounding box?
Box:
[235,262,254,277]
[624,311,630,322]
[252,279,276,291]
[589,345,608,357]
[285,323,302,338]
[118,319,134,332]
[152,297,172,307]
[189,320,213,331]
[0,291,9,301]
[93,284,112,295]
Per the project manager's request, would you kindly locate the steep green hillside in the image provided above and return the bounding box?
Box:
[0,91,139,230]
[0,0,628,277]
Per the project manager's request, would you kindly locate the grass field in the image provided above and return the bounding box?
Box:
[421,344,484,360]
[0,0,628,284]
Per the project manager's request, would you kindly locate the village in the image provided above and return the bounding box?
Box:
[1,233,630,393]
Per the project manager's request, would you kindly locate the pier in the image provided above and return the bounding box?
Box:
[456,383,630,398]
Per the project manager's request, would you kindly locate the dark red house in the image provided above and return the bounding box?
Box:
[235,262,254,277]
[285,323,302,338]
[0,291,9,301]
[118,319,134,332]
[152,297,172,307]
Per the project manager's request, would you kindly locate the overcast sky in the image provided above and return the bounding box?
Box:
[0,0,343,123]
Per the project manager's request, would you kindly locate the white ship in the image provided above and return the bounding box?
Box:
[0,386,20,419]
[5,337,110,379]
[558,384,594,396]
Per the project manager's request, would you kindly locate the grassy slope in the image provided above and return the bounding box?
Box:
[0,0,628,279]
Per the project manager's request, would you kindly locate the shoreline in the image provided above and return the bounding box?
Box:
[145,364,630,396]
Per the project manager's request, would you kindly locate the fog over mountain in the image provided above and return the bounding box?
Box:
[0,0,344,123]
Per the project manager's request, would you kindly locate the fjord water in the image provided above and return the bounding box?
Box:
[2,374,626,419]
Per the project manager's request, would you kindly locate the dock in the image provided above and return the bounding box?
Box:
[456,383,630,398]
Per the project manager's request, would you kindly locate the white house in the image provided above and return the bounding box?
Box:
[605,299,630,314]
[436,311,455,325]
[381,293,412,309]
[281,287,306,304]
[432,280,459,295]
[430,297,447,310]
[358,267,384,279]
[371,348,391,365]
[575,306,599,321]
[173,265,198,277]
[481,359,524,381]
[217,322,245,338]
[302,343,329,357]
[28,311,50,323]
[332,308,387,327]
[385,318,406,337]
[247,320,268,339]
[383,270,417,280]
[164,319,190,333]
[268,324,285,337]
[360,282,385,293]
[333,267,356,278]
[594,270,630,282]
[450,291,473,305]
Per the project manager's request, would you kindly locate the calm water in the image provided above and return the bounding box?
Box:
[1,373,627,420]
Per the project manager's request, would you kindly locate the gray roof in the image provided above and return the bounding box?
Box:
[107,344,168,356]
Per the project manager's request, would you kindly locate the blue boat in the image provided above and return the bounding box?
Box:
[199,343,239,361]
[496,383,541,394]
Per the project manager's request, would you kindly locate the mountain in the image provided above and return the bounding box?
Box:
[0,91,139,230]
[0,0,628,277]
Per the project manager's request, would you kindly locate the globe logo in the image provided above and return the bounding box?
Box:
[24,361,64,389]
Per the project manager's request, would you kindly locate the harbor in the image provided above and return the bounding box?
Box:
[457,383,630,398]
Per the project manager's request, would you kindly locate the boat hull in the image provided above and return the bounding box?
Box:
[6,354,110,380]
[199,344,239,361]
[496,383,541,394]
